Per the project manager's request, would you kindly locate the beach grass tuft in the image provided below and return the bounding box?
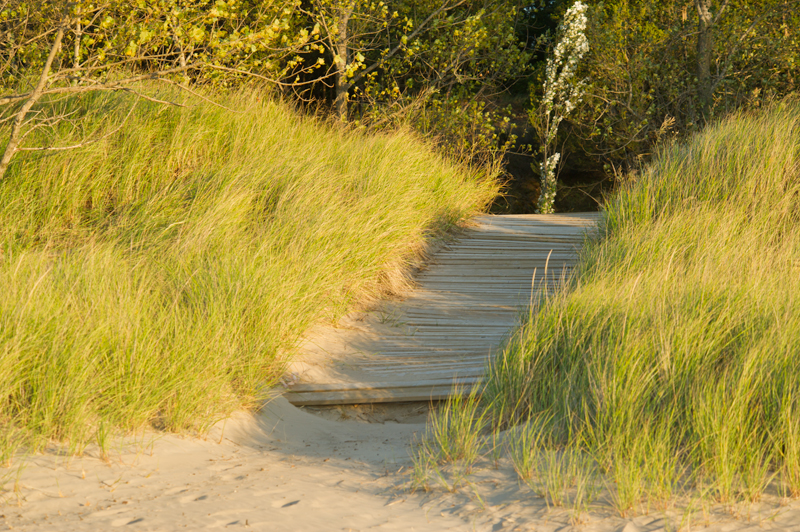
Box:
[0,87,499,458]
[486,99,800,509]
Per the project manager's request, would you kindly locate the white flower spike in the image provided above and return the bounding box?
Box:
[536,1,588,214]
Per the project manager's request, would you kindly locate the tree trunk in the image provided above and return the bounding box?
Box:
[73,23,81,76]
[334,6,352,121]
[169,19,189,84]
[695,0,714,122]
[0,25,65,180]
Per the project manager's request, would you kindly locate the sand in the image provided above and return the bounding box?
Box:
[3,397,800,531]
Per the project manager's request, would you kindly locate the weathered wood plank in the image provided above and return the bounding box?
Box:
[284,213,598,405]
[286,384,477,405]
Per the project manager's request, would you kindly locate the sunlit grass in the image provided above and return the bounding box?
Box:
[484,100,800,511]
[0,87,499,459]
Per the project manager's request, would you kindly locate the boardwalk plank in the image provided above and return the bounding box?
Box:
[283,213,597,405]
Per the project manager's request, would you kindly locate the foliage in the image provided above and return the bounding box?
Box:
[0,0,529,182]
[366,92,519,172]
[0,0,307,84]
[296,0,531,123]
[531,0,588,213]
[487,100,800,506]
[0,87,499,459]
[570,0,800,173]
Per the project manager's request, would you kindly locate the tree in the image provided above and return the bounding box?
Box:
[298,0,529,121]
[558,0,800,175]
[695,0,730,122]
[0,0,307,179]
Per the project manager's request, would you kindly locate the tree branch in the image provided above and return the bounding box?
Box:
[347,0,467,89]
[17,98,139,153]
[1,64,200,105]
[157,79,241,113]
[0,20,66,179]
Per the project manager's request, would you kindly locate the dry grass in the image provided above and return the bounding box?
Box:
[0,87,500,460]
[484,99,800,511]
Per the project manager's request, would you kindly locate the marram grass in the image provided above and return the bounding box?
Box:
[487,100,800,510]
[0,88,499,460]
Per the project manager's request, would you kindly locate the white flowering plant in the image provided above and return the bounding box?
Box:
[532,1,589,214]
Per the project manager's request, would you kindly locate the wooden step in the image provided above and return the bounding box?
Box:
[284,377,481,405]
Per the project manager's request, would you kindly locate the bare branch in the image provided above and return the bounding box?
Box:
[156,79,241,113]
[1,64,202,105]
[208,63,331,88]
[17,99,139,153]
[712,0,731,25]
[117,88,185,108]
[0,19,66,179]
[0,94,30,106]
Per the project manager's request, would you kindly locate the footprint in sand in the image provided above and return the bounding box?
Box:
[208,509,249,518]
[88,508,130,519]
[270,499,301,508]
[178,494,208,503]
[111,516,144,527]
[161,487,190,497]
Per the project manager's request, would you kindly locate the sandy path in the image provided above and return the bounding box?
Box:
[5,397,800,531]
[2,398,466,531]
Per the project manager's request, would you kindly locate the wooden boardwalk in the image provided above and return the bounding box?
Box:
[284,213,599,406]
